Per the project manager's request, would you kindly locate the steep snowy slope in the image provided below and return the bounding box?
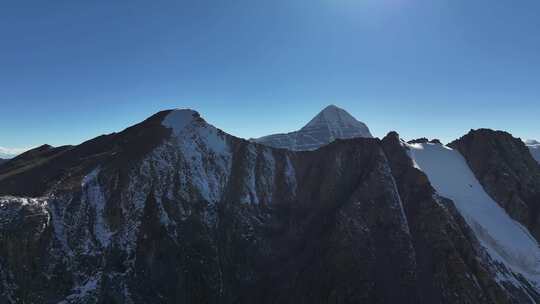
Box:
[253,105,372,150]
[526,140,540,164]
[407,142,540,290]
[450,130,540,243]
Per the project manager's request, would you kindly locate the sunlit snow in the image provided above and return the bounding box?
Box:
[254,105,372,151]
[407,142,540,287]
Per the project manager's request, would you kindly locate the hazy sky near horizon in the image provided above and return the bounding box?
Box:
[1,0,539,151]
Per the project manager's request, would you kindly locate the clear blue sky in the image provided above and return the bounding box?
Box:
[1,0,539,151]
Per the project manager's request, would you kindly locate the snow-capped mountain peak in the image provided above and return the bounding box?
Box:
[525,139,540,163]
[162,109,200,133]
[254,104,372,151]
[302,104,370,134]
[161,109,229,153]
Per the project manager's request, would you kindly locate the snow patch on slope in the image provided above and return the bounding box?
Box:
[241,145,260,205]
[58,275,101,304]
[407,142,540,288]
[284,155,297,196]
[162,109,232,203]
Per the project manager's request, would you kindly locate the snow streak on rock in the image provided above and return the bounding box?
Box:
[162,109,233,204]
[81,168,112,248]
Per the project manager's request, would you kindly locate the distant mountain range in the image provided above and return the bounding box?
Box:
[0,147,30,159]
[1,106,539,303]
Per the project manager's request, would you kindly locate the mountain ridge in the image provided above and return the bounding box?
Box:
[1,107,539,303]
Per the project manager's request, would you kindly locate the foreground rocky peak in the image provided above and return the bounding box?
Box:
[1,110,540,303]
[0,118,420,303]
[253,104,372,151]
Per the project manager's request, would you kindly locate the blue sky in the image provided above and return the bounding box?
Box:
[1,0,539,152]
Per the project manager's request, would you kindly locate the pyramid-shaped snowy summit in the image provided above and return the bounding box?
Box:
[254,105,372,151]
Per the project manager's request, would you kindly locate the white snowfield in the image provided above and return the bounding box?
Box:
[525,140,540,164]
[407,142,540,288]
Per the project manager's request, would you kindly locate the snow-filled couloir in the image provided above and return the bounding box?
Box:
[407,141,540,289]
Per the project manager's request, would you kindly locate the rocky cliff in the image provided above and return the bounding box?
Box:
[450,129,540,242]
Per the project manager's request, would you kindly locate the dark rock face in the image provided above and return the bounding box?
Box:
[407,138,442,145]
[450,129,540,241]
[407,138,430,144]
[0,116,538,303]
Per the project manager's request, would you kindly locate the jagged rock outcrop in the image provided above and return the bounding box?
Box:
[0,111,538,303]
[449,129,540,241]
